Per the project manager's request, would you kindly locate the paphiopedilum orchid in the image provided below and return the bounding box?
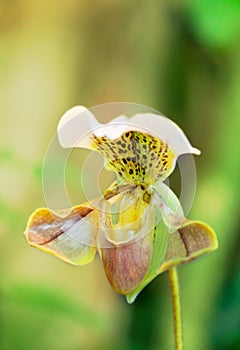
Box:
[24,106,218,305]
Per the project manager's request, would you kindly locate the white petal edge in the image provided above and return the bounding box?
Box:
[57,106,201,157]
[57,106,100,149]
[130,113,200,156]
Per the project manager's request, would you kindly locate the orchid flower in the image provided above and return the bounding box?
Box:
[24,106,218,304]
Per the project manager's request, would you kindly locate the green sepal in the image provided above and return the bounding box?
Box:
[126,209,169,303]
[152,181,183,216]
[152,181,184,231]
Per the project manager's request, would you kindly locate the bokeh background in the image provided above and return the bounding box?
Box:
[1,1,240,349]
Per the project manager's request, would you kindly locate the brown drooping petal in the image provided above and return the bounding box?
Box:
[100,233,153,295]
[99,185,156,294]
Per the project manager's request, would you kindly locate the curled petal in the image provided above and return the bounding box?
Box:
[24,204,99,265]
[126,217,218,303]
[158,220,218,273]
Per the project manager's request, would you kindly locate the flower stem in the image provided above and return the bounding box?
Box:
[168,267,183,350]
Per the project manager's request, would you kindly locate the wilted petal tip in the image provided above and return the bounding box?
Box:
[191,147,201,155]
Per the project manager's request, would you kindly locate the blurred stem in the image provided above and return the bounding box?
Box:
[169,267,183,350]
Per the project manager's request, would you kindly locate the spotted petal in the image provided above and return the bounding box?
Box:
[24,204,99,265]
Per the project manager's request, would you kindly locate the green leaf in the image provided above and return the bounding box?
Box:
[188,0,240,48]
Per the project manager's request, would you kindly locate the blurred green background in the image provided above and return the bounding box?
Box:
[1,1,240,349]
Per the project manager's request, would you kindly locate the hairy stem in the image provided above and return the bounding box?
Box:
[169,267,183,350]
